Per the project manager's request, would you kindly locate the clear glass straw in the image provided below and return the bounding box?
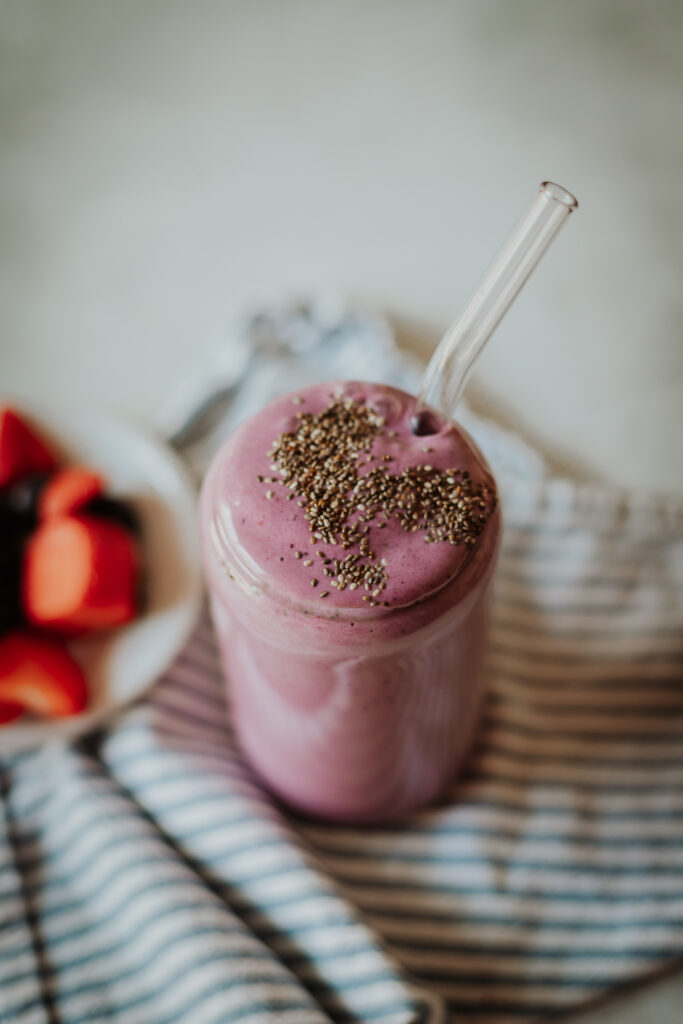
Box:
[412,181,578,433]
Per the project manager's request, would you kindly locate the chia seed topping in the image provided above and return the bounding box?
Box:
[260,395,496,605]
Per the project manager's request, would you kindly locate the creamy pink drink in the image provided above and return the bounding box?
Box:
[200,381,499,821]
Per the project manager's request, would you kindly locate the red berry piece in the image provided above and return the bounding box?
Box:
[0,408,57,488]
[0,632,87,718]
[40,466,105,520]
[23,515,139,634]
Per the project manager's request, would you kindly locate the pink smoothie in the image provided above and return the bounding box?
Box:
[200,381,500,821]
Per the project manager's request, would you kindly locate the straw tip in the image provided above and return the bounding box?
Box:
[540,181,578,210]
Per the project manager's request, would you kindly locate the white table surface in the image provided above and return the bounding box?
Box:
[1,2,682,1018]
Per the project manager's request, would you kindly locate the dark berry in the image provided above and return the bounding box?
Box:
[0,527,26,633]
[1,472,51,528]
[83,495,142,537]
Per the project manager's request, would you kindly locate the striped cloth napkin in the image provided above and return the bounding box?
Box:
[2,303,683,1024]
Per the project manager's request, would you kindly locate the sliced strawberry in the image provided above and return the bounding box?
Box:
[40,466,105,520]
[0,699,23,725]
[0,632,87,717]
[0,407,57,488]
[23,515,139,633]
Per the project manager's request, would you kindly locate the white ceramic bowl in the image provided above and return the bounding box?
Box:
[0,400,203,754]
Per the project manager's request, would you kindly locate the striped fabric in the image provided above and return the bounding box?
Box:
[1,303,682,1022]
[1,623,439,1024]
[2,458,682,1023]
[299,472,683,1021]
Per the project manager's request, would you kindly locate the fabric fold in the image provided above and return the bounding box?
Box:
[2,743,338,1024]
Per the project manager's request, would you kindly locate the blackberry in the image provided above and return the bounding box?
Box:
[1,472,51,529]
[0,525,27,633]
[83,495,142,537]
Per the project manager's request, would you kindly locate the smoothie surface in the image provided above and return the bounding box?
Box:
[213,382,497,612]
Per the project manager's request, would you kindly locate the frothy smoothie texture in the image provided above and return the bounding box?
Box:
[200,382,500,820]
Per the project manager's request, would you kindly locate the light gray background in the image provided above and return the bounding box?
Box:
[1,2,682,1017]
[2,0,682,497]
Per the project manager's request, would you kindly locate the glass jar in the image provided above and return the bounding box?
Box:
[200,381,500,821]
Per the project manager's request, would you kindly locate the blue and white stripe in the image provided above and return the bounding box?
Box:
[2,446,682,1023]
